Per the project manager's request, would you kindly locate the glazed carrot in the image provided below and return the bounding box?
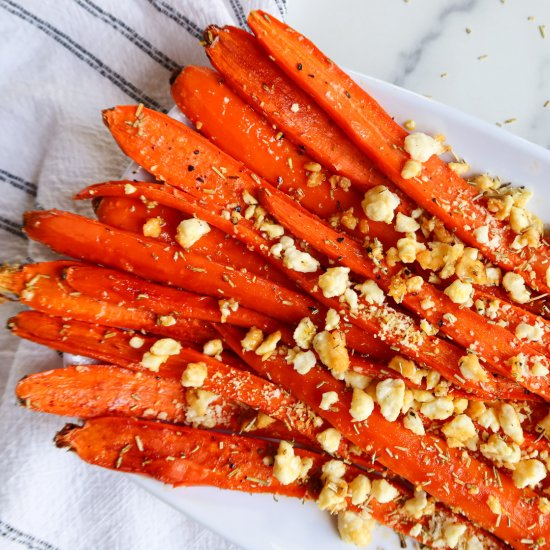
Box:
[92,191,291,288]
[171,65,402,248]
[248,10,550,294]
[62,264,292,339]
[23,210,313,323]
[77,181,523,400]
[202,26,391,195]
[0,261,216,345]
[218,324,550,549]
[57,417,498,548]
[258,187,550,401]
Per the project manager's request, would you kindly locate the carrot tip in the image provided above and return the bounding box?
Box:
[169,66,185,87]
[54,424,80,449]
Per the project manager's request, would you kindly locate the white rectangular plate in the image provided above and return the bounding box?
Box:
[70,67,550,550]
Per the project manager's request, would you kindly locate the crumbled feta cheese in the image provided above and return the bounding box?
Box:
[292,350,316,375]
[498,403,524,444]
[349,474,371,505]
[376,379,406,422]
[479,434,521,467]
[337,511,374,547]
[371,479,399,503]
[343,288,359,312]
[290,103,300,113]
[515,322,543,342]
[403,410,425,435]
[486,495,502,516]
[444,280,473,305]
[355,279,385,305]
[255,330,281,358]
[477,407,500,432]
[350,388,374,421]
[260,221,285,240]
[293,317,317,349]
[273,441,309,485]
[283,246,320,273]
[140,352,168,372]
[509,206,530,234]
[181,361,208,388]
[321,459,346,482]
[441,414,478,449]
[396,237,426,263]
[269,242,284,258]
[241,327,264,352]
[344,371,371,390]
[404,490,433,519]
[361,185,400,224]
[313,330,350,373]
[502,272,530,304]
[203,339,223,359]
[320,391,339,411]
[143,217,163,238]
[150,338,181,356]
[419,319,438,336]
[459,353,489,382]
[473,225,489,244]
[486,267,501,285]
[395,212,420,233]
[157,315,176,326]
[404,132,443,162]
[129,336,145,349]
[318,267,350,298]
[409,524,422,538]
[175,218,210,249]
[420,397,454,420]
[218,298,239,323]
[316,428,342,453]
[539,498,550,514]
[388,355,420,383]
[124,183,137,194]
[443,522,468,549]
[325,308,340,330]
[512,459,547,489]
[401,159,422,180]
[186,389,218,418]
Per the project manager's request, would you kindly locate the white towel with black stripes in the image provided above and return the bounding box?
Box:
[0,1,285,549]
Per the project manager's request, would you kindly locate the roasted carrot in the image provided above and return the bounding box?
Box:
[0,261,217,345]
[23,210,313,323]
[258,187,550,401]
[171,65,402,248]
[202,26,392,194]
[218,324,550,549]
[93,191,292,288]
[57,417,498,548]
[248,10,550,295]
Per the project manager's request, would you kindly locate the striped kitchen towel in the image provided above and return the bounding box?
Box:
[0,1,284,549]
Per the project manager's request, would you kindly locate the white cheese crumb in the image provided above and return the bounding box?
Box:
[420,397,454,420]
[150,338,181,356]
[443,521,468,549]
[318,267,350,298]
[401,159,422,180]
[293,317,317,349]
[403,410,425,435]
[175,218,210,249]
[124,183,137,194]
[260,221,285,240]
[444,280,473,305]
[361,185,400,224]
[473,225,489,244]
[498,403,524,444]
[143,217,163,238]
[320,391,339,411]
[313,330,350,374]
[255,330,281,358]
[441,414,478,449]
[181,362,208,388]
[203,339,223,360]
[397,237,426,263]
[241,327,264,352]
[273,441,309,485]
[325,308,340,330]
[512,459,547,489]
[376,379,406,422]
[283,246,320,273]
[355,279,385,305]
[459,353,489,382]
[502,272,531,304]
[316,428,342,453]
[404,132,443,162]
[129,336,145,349]
[337,511,374,547]
[371,479,399,503]
[349,475,371,505]
[350,388,374,421]
[395,212,420,233]
[292,350,316,375]
[515,322,543,342]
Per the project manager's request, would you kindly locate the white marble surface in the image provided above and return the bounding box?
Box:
[287,0,550,149]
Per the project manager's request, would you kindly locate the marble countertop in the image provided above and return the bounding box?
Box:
[287,0,550,149]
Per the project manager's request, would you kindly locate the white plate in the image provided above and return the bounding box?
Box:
[69,67,550,550]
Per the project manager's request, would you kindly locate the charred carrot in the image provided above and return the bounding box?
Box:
[258,187,550,401]
[172,65,401,248]
[218,324,550,549]
[248,10,550,294]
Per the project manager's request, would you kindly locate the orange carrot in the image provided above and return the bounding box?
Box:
[171,65,402,248]
[258,187,550,401]
[248,10,550,295]
[218,324,550,549]
[93,191,291,288]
